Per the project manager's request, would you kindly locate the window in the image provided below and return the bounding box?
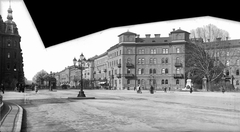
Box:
[127,58,131,63]
[162,69,165,74]
[7,64,10,70]
[176,57,180,63]
[153,69,156,74]
[162,49,166,54]
[149,58,153,64]
[127,49,131,54]
[236,69,239,76]
[141,58,145,64]
[165,58,168,63]
[176,68,180,74]
[165,79,168,84]
[141,49,144,54]
[176,79,179,84]
[149,69,152,74]
[226,52,230,56]
[7,40,11,47]
[236,80,239,85]
[162,79,164,84]
[119,79,121,84]
[226,60,230,66]
[127,79,130,84]
[138,68,143,74]
[237,60,240,65]
[165,68,168,74]
[138,79,141,84]
[120,50,121,55]
[7,53,10,58]
[150,49,153,54]
[161,58,165,64]
[153,49,156,54]
[176,48,180,53]
[153,58,157,64]
[138,58,141,64]
[166,49,169,54]
[127,69,131,74]
[226,69,230,76]
[115,69,117,74]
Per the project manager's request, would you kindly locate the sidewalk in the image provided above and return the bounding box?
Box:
[0,93,23,132]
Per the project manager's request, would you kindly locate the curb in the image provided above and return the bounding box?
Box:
[0,102,23,132]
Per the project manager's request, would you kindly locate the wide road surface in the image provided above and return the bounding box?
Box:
[2,89,240,132]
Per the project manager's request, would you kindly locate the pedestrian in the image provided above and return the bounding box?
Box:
[190,86,193,93]
[164,87,167,92]
[0,83,5,94]
[169,86,171,92]
[150,85,154,94]
[35,85,38,93]
[137,85,142,94]
[222,86,225,94]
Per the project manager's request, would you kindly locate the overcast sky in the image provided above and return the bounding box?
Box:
[1,0,240,80]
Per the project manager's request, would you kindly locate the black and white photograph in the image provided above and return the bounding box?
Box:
[0,0,240,132]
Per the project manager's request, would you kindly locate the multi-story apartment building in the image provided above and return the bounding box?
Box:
[0,5,24,89]
[203,38,240,89]
[102,29,189,90]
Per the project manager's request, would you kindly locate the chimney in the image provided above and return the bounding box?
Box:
[216,37,221,41]
[173,28,175,31]
[145,34,151,38]
[154,34,160,38]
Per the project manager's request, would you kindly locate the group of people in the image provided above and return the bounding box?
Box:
[135,85,155,94]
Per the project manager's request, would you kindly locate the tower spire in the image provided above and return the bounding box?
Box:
[7,0,13,21]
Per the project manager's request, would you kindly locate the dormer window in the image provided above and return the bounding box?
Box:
[7,40,11,46]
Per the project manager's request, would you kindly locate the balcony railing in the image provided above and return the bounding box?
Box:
[117,74,121,78]
[125,74,135,78]
[173,74,184,79]
[117,63,121,68]
[126,63,134,68]
[174,62,183,67]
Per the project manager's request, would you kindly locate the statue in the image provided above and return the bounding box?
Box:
[185,72,192,90]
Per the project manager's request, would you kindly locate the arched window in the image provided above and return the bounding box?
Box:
[165,68,168,74]
[127,49,131,54]
[161,79,164,84]
[149,69,152,74]
[176,68,180,74]
[138,79,141,84]
[153,69,156,74]
[138,49,142,54]
[236,69,239,76]
[162,69,165,74]
[162,58,165,63]
[141,69,144,74]
[176,79,179,84]
[153,58,157,64]
[165,79,168,84]
[176,48,180,53]
[127,69,131,74]
[165,58,168,63]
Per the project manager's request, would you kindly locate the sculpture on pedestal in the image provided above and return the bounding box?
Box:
[185,72,192,89]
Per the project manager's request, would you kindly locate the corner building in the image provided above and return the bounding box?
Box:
[0,6,24,89]
[104,28,190,90]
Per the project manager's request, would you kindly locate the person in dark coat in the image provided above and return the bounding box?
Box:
[150,85,154,94]
[190,87,193,93]
[0,83,5,94]
[222,86,225,93]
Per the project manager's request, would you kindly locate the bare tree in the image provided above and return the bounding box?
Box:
[32,70,48,86]
[190,24,230,42]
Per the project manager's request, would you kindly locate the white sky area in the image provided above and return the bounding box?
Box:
[1,0,240,80]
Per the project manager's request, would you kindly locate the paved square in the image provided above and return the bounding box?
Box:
[2,89,240,132]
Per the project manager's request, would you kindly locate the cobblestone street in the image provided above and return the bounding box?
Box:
[2,89,240,132]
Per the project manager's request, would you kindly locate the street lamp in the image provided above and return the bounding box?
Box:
[73,53,87,97]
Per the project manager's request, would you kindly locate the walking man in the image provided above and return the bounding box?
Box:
[0,83,5,94]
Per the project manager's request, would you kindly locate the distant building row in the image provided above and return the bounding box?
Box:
[54,28,240,90]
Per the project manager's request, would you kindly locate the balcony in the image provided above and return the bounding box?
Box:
[126,63,134,68]
[125,74,135,78]
[117,74,121,78]
[174,62,183,67]
[173,74,184,79]
[117,63,121,68]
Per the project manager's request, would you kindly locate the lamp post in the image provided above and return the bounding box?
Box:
[73,53,87,97]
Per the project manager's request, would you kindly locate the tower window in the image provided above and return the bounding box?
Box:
[165,79,168,84]
[176,79,179,84]
[162,79,164,84]
[7,53,10,58]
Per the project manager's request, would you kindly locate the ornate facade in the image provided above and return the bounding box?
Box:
[0,5,24,90]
